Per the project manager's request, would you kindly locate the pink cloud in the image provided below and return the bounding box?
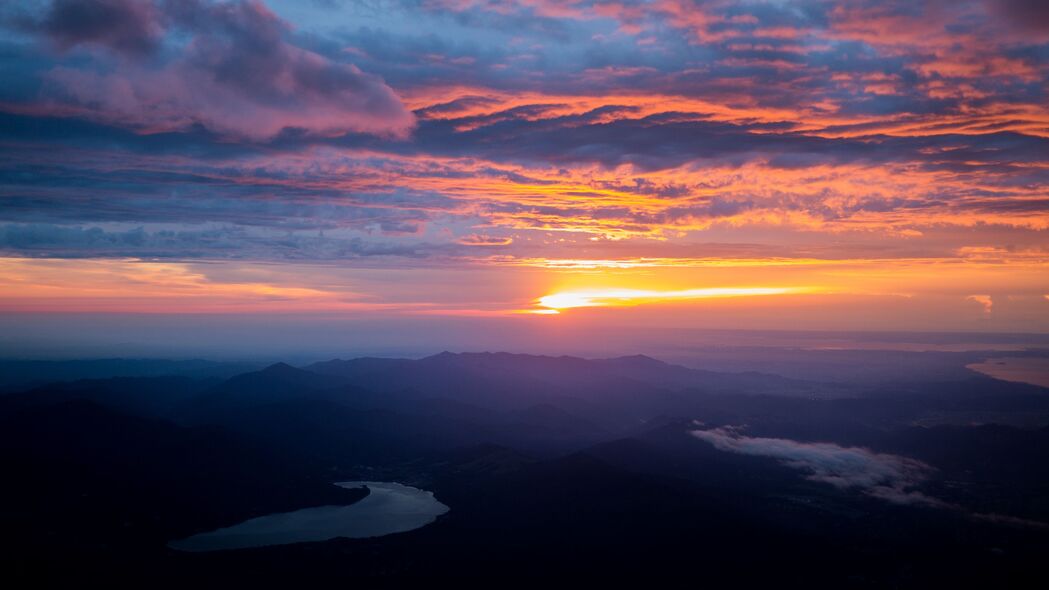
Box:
[457,234,514,246]
[32,0,414,140]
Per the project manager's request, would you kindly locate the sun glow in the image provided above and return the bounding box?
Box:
[536,287,806,311]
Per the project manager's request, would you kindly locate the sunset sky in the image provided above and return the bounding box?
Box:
[1,0,1048,356]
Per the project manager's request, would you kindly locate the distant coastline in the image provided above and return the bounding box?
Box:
[967,357,1049,389]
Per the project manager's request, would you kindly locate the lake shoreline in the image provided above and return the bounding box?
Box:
[168,481,449,552]
[967,357,1049,389]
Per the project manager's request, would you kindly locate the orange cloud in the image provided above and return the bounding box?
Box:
[966,294,994,314]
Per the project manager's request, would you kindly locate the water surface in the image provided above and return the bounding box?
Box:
[968,357,1049,389]
[169,481,449,552]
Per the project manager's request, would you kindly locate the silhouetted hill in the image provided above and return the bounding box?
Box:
[174,363,366,423]
[304,356,413,380]
[0,359,262,393]
[302,351,837,431]
[0,400,366,552]
[508,403,604,435]
[200,397,506,467]
[308,351,822,398]
[4,350,1049,588]
[213,362,351,398]
[6,376,216,418]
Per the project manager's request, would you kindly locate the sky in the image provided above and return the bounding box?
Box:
[0,0,1048,357]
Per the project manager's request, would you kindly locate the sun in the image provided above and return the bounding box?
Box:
[535,286,808,312]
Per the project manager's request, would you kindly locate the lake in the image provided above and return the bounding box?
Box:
[967,357,1049,389]
[168,481,449,552]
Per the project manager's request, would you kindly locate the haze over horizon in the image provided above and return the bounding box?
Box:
[6,319,1049,362]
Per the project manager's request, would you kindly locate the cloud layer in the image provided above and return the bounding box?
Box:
[0,0,1046,324]
[690,426,943,506]
[14,0,414,139]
